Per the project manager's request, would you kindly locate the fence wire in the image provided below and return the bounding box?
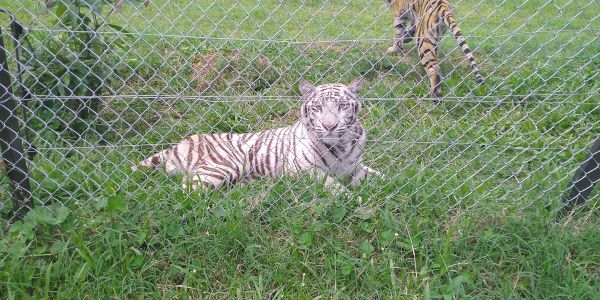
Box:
[0,0,599,222]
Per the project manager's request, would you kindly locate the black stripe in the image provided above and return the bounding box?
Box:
[260,131,270,176]
[422,59,437,68]
[420,48,433,58]
[291,126,298,167]
[294,151,304,170]
[193,142,207,169]
[301,151,312,167]
[204,144,222,166]
[151,155,161,166]
[222,139,242,175]
[213,136,237,169]
[334,145,345,158]
[172,146,184,168]
[248,141,255,176]
[275,129,284,174]
[326,144,338,159]
[419,39,435,47]
[206,136,225,161]
[265,130,274,176]
[185,137,194,169]
[254,132,266,176]
[316,146,328,166]
[199,168,226,181]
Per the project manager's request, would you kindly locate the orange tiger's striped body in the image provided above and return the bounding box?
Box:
[385,0,484,102]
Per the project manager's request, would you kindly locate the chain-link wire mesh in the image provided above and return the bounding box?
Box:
[0,0,599,223]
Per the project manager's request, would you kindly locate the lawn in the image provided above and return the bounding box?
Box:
[0,0,599,298]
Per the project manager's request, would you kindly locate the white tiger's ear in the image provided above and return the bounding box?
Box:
[299,79,316,97]
[347,77,365,93]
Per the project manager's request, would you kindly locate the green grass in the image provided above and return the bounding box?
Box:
[1,0,600,298]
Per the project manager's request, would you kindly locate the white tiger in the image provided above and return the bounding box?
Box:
[134,78,380,193]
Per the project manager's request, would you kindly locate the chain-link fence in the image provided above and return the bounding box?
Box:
[1,0,599,221]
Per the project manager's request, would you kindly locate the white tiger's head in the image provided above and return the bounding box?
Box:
[299,78,364,144]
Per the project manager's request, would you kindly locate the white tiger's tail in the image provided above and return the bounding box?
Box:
[131,149,169,171]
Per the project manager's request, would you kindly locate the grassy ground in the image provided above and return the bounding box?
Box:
[1,0,600,298]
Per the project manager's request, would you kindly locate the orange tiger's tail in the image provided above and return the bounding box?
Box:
[442,10,485,83]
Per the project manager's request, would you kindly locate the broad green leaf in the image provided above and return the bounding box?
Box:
[50,240,69,254]
[13,220,38,240]
[107,194,127,213]
[9,239,28,259]
[26,207,54,224]
[166,224,185,238]
[340,261,353,276]
[106,23,130,33]
[57,81,66,96]
[331,206,347,223]
[211,205,227,218]
[353,206,375,220]
[95,197,108,210]
[299,231,313,246]
[61,73,70,87]
[379,230,395,245]
[33,245,49,255]
[50,206,70,225]
[135,231,147,244]
[359,241,374,255]
[291,224,303,235]
[0,241,6,253]
[359,221,372,233]
[75,263,90,282]
[130,254,145,268]
[55,3,68,18]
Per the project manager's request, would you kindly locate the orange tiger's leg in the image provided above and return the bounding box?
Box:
[416,24,442,103]
[387,15,407,55]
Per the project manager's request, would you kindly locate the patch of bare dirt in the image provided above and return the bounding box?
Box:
[192,52,219,92]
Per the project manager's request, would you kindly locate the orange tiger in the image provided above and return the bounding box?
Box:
[385,0,484,102]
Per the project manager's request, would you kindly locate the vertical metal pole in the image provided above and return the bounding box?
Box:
[0,27,33,219]
[561,136,600,216]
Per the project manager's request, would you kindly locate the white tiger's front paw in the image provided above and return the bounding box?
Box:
[363,166,385,179]
[386,46,400,55]
[373,169,386,180]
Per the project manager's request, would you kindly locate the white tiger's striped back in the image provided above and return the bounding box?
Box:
[136,78,378,191]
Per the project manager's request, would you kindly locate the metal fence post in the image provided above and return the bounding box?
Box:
[561,136,600,216]
[0,27,33,220]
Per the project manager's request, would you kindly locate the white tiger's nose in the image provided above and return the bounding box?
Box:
[322,121,339,132]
